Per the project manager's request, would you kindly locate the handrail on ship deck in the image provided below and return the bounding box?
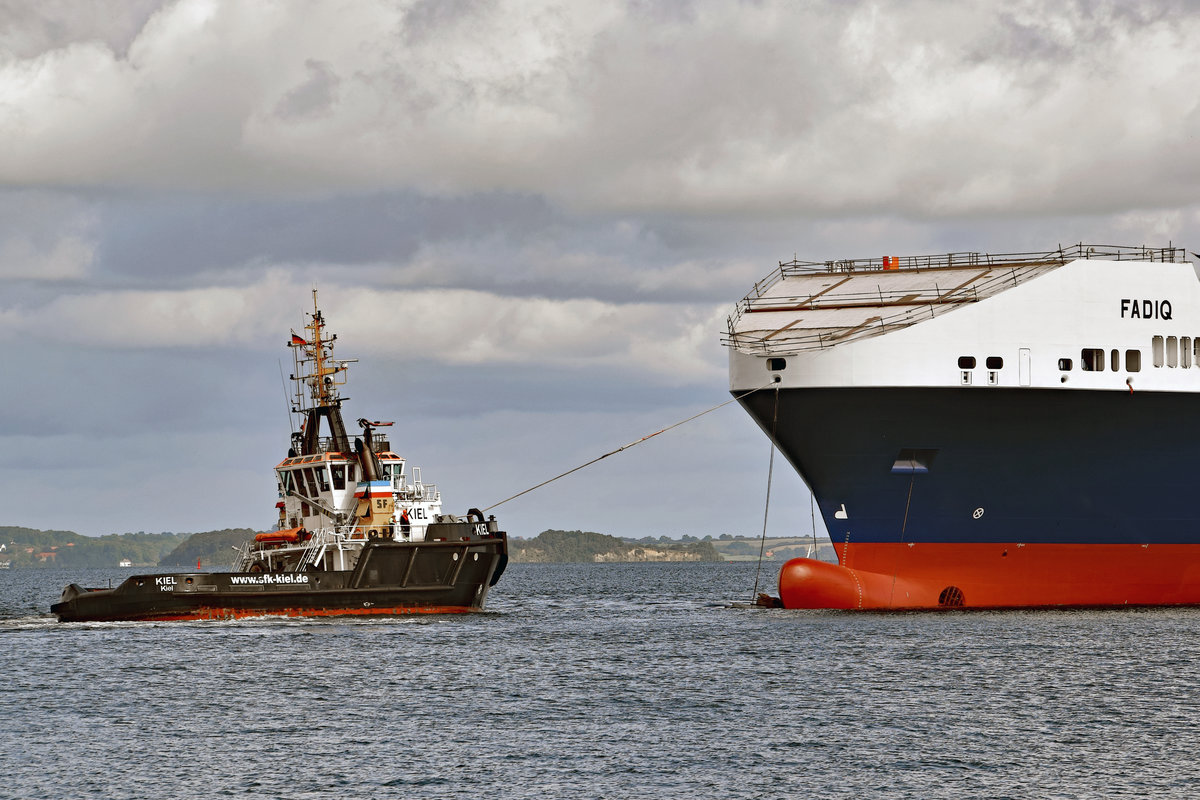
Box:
[725,243,1191,355]
[296,433,392,456]
[743,243,1186,303]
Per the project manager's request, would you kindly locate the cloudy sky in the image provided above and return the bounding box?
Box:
[2,0,1198,540]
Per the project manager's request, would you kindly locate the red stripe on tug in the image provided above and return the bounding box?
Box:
[779,543,1200,609]
[133,605,476,622]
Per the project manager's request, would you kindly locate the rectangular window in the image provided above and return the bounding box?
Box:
[1110,349,1119,372]
[1058,358,1073,371]
[331,464,346,490]
[1183,337,1193,368]
[316,467,330,492]
[1168,336,1179,368]
[1081,348,1104,371]
[892,449,938,474]
[1126,350,1141,372]
[1153,336,1165,367]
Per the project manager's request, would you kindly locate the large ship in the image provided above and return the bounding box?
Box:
[727,244,1200,609]
[52,292,508,622]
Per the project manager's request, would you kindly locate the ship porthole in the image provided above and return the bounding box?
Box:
[452,552,460,561]
[473,553,479,561]
[972,507,984,519]
[938,586,965,607]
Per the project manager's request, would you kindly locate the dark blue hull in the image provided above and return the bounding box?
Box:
[739,387,1200,546]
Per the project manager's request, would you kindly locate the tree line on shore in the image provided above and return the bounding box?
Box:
[1,525,831,568]
[1,526,260,569]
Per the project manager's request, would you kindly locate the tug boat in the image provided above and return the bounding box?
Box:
[52,292,508,622]
[727,244,1200,609]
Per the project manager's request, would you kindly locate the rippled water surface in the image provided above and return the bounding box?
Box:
[3,563,1199,799]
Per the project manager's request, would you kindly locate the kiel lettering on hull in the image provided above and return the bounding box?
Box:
[1121,299,1173,320]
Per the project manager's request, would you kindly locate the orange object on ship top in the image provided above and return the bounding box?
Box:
[255,528,302,543]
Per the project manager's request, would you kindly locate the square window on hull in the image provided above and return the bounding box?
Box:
[892,449,938,474]
[1080,349,1104,371]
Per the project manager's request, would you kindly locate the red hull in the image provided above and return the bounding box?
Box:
[780,543,1200,609]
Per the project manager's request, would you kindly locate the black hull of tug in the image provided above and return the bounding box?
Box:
[52,532,509,623]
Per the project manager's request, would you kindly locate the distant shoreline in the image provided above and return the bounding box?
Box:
[2,525,835,568]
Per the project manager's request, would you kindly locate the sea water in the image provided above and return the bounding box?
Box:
[2,562,1198,799]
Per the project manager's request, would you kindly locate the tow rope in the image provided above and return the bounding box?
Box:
[750,387,779,603]
[481,381,778,513]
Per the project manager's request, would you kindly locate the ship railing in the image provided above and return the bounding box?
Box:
[291,528,336,572]
[731,244,1187,318]
[774,243,1187,277]
[397,483,438,502]
[726,243,1190,346]
[301,436,345,455]
[232,540,253,570]
[737,259,1036,314]
[295,434,388,456]
[724,264,1063,354]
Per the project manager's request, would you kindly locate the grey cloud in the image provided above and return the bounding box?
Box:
[6,188,761,302]
[4,1,1199,217]
[274,60,341,121]
[0,0,165,59]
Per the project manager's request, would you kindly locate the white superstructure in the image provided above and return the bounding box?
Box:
[727,244,1199,394]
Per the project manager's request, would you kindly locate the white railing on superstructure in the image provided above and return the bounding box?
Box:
[724,243,1190,355]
